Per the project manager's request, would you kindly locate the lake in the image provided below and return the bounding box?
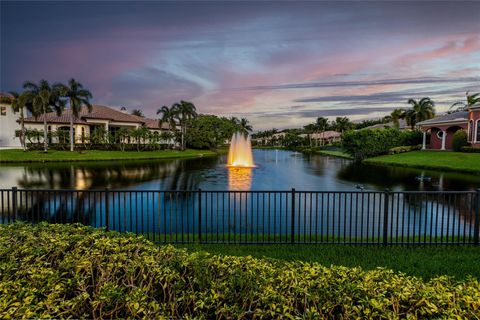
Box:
[1,149,479,243]
[0,149,479,191]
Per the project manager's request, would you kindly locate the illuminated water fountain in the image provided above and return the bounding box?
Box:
[227,132,255,190]
[227,132,255,168]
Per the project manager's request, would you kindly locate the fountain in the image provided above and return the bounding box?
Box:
[227,132,255,190]
[227,132,255,167]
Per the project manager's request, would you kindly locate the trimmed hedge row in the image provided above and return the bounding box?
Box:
[462,146,480,153]
[1,223,479,319]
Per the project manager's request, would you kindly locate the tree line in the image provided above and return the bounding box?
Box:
[1,79,254,152]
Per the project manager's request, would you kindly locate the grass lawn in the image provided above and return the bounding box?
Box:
[0,149,218,163]
[178,244,480,280]
[364,150,480,174]
[313,149,353,159]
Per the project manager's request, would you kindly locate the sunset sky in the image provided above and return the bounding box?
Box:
[1,1,479,130]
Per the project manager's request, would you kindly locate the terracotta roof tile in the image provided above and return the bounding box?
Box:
[22,105,170,129]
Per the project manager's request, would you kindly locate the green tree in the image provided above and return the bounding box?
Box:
[405,98,435,129]
[59,79,93,152]
[131,109,144,117]
[7,91,30,151]
[131,126,149,151]
[450,92,480,113]
[23,80,65,152]
[115,127,132,151]
[334,117,353,133]
[239,118,253,136]
[172,100,197,150]
[390,108,406,129]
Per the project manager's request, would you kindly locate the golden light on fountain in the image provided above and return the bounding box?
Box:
[227,132,255,168]
[227,132,255,190]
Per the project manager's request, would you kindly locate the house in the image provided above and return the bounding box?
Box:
[299,131,342,145]
[0,93,23,149]
[17,104,175,146]
[417,104,480,150]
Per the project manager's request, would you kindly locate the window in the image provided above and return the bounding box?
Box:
[469,120,474,141]
[0,106,6,116]
[436,131,444,139]
[477,120,480,142]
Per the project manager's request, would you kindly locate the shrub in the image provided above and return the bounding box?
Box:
[1,223,479,319]
[388,145,422,154]
[342,128,422,160]
[461,146,480,153]
[452,130,469,152]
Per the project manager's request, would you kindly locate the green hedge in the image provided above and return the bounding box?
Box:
[462,146,480,153]
[388,145,422,155]
[1,223,479,318]
[342,128,422,160]
[452,130,469,152]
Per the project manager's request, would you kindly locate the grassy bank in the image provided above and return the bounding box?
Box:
[179,244,480,280]
[312,149,353,159]
[0,149,217,163]
[364,150,480,174]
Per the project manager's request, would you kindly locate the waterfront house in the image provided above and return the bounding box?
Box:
[417,103,480,150]
[23,104,175,145]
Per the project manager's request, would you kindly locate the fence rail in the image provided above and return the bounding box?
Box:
[1,188,479,245]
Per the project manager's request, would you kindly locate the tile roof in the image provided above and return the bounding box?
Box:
[417,111,469,126]
[23,104,170,129]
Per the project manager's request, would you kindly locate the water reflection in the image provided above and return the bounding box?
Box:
[228,167,253,190]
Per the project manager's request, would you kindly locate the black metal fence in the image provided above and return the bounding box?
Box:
[1,188,479,245]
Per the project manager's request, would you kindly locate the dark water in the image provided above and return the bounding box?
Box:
[1,149,478,242]
[0,149,478,191]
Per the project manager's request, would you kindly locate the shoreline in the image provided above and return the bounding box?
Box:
[0,149,220,163]
[364,151,480,175]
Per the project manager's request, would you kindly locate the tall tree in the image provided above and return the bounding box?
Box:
[334,117,353,133]
[59,79,93,152]
[172,100,197,150]
[239,118,253,136]
[390,108,406,129]
[157,105,178,147]
[450,92,480,113]
[405,97,435,129]
[23,80,65,152]
[316,117,329,133]
[7,91,30,151]
[131,109,144,117]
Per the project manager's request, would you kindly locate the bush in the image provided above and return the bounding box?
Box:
[342,128,422,160]
[452,130,469,152]
[1,223,479,319]
[388,145,422,154]
[461,146,480,153]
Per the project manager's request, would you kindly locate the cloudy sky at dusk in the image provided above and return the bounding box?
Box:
[1,1,479,130]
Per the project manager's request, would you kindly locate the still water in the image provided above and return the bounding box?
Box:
[0,149,478,191]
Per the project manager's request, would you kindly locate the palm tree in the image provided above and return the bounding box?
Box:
[115,127,131,151]
[450,92,480,113]
[390,108,405,129]
[405,98,435,129]
[334,117,353,133]
[59,79,93,152]
[131,109,144,117]
[23,80,65,152]
[8,91,30,151]
[239,118,253,136]
[171,100,197,150]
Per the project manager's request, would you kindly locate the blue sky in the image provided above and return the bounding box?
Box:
[1,1,479,130]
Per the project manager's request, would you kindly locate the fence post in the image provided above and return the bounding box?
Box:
[12,187,18,222]
[383,188,390,245]
[198,188,202,243]
[105,188,110,231]
[291,188,295,244]
[474,189,480,246]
